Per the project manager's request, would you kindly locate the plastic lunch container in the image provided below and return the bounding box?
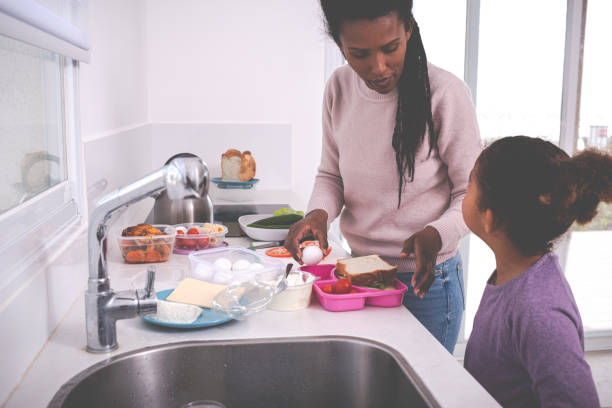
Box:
[188,246,285,286]
[298,264,335,280]
[312,268,408,312]
[173,223,228,254]
[268,270,317,311]
[117,225,176,264]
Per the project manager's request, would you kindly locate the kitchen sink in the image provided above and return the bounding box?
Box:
[48,336,436,408]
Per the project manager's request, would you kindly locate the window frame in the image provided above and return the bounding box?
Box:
[0,51,85,302]
[457,0,612,356]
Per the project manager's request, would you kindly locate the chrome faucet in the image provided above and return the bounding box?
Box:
[86,156,209,353]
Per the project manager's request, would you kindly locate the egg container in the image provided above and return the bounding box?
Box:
[188,246,285,286]
[312,268,408,312]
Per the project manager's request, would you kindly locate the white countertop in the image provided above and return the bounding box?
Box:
[4,206,499,407]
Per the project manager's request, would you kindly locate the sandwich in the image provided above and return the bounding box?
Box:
[221,149,256,182]
[335,255,398,289]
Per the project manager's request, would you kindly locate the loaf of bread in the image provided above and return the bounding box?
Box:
[221,149,256,182]
[335,255,398,287]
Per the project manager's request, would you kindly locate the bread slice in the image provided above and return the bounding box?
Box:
[336,255,398,287]
[221,149,256,182]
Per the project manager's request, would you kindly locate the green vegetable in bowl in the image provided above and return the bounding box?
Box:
[273,208,304,217]
[247,213,303,229]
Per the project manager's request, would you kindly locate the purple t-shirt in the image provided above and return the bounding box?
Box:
[464,253,599,407]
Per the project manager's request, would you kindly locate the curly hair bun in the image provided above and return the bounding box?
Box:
[568,149,612,224]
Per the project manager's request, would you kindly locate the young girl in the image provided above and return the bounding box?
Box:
[462,136,610,407]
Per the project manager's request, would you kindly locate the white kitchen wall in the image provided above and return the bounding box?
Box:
[144,0,327,202]
[80,0,148,142]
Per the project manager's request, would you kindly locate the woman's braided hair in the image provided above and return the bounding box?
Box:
[476,136,612,256]
[320,0,435,207]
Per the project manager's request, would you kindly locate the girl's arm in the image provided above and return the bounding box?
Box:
[516,305,599,407]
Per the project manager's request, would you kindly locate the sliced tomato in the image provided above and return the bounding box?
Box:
[265,247,292,258]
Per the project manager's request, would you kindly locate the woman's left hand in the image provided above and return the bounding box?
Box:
[400,226,442,298]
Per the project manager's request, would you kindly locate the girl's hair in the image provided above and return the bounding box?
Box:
[476,136,612,256]
[319,0,435,207]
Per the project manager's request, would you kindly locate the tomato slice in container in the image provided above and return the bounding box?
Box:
[265,246,292,258]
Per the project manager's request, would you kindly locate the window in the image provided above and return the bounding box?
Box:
[413,0,466,80]
[0,1,88,299]
[464,0,568,337]
[459,0,611,351]
[0,36,67,214]
[564,0,612,335]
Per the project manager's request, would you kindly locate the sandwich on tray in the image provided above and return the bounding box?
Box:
[335,255,398,289]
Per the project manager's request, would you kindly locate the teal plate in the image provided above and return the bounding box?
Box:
[211,177,259,189]
[143,289,232,329]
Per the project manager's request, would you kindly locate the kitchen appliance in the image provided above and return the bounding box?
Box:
[147,153,214,225]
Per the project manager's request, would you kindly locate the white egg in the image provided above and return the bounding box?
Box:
[248,263,264,272]
[302,245,323,266]
[192,263,215,281]
[232,259,251,271]
[212,269,233,284]
[214,257,232,270]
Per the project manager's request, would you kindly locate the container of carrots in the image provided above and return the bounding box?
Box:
[117,224,176,264]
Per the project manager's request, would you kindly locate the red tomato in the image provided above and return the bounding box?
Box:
[322,285,333,294]
[187,227,200,235]
[333,278,352,294]
[182,238,197,249]
[197,237,210,249]
[176,230,185,235]
[265,247,292,258]
[349,289,359,294]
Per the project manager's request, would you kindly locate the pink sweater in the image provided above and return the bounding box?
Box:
[308,63,481,272]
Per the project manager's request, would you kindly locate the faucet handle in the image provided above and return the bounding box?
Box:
[144,266,156,298]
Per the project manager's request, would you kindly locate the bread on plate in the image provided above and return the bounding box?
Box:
[221,149,256,182]
[335,255,398,287]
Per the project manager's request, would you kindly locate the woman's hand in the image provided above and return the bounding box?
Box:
[284,209,329,265]
[400,226,442,298]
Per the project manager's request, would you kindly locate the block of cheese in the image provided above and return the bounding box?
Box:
[166,278,230,308]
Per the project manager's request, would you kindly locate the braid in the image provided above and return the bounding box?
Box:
[393,18,435,207]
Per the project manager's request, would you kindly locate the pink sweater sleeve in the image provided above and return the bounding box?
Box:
[307,83,344,222]
[426,82,482,253]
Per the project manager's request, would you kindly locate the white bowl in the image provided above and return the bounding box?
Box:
[238,214,291,242]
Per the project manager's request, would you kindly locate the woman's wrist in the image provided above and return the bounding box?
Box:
[306,208,328,224]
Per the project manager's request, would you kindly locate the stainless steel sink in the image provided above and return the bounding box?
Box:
[48,336,437,408]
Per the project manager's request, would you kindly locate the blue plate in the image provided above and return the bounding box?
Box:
[143,289,232,329]
[211,177,259,189]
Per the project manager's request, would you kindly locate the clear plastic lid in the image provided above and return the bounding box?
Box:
[211,280,278,320]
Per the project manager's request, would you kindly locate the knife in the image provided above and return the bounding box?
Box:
[247,241,284,251]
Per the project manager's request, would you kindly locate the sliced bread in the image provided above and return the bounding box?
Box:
[335,255,398,287]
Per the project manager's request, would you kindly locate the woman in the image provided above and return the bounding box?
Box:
[285,0,481,353]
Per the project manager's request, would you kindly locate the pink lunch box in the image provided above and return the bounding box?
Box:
[312,276,408,312]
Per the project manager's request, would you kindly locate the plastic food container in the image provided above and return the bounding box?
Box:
[188,246,285,286]
[173,223,228,254]
[313,278,408,312]
[268,271,317,311]
[299,264,335,280]
[117,225,176,264]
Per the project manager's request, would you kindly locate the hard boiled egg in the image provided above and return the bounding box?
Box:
[232,259,251,271]
[214,257,232,270]
[302,245,323,266]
